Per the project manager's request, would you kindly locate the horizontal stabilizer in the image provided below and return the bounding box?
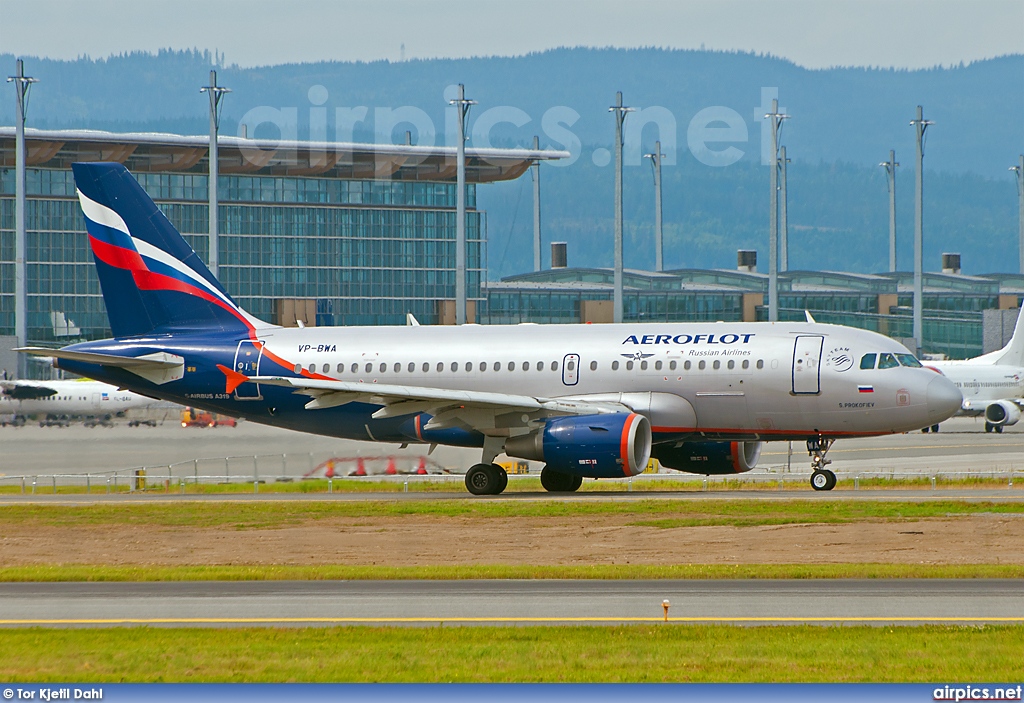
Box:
[16,347,184,385]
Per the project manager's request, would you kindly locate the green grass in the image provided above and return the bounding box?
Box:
[2,563,1023,582]
[1,498,1022,529]
[1,625,1021,682]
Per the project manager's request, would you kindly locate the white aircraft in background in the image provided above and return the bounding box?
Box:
[924,306,1024,433]
[0,378,166,426]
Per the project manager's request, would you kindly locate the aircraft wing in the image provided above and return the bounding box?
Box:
[245,373,629,433]
[0,381,58,400]
[16,347,185,385]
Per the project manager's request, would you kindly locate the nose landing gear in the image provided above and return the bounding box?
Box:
[807,436,837,491]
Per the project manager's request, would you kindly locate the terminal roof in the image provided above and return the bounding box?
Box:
[0,128,568,183]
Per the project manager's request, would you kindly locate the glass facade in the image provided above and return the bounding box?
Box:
[0,168,482,343]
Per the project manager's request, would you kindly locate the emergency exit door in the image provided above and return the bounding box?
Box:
[792,335,824,395]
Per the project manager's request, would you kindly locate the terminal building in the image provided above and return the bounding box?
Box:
[0,128,562,355]
[1,128,1019,374]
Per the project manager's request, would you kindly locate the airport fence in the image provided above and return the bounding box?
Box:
[0,455,1020,495]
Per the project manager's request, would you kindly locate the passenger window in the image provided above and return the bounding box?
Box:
[878,353,899,369]
[351,363,358,373]
[611,360,619,370]
[742,360,749,369]
[322,364,329,374]
[337,363,344,373]
[640,361,648,370]
[394,363,401,373]
[756,360,764,369]
[365,363,372,373]
[713,360,721,370]
[422,362,429,372]
[568,360,576,371]
[523,361,530,371]
[508,361,515,371]
[590,361,598,371]
[480,362,487,371]
[437,362,444,372]
[380,363,386,373]
[860,354,877,370]
[465,362,472,372]
[626,361,634,370]
[293,364,301,374]
[537,361,544,371]
[684,360,691,370]
[451,362,458,372]
[895,353,922,368]
[493,361,501,371]
[698,360,706,370]
[308,364,316,373]
[727,360,735,370]
[408,362,415,372]
[655,360,663,371]
[552,361,559,371]
[669,360,677,371]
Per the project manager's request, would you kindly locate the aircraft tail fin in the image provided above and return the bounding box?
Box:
[991,306,1024,366]
[71,162,267,338]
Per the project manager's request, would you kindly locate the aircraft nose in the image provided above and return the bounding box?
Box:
[926,375,962,423]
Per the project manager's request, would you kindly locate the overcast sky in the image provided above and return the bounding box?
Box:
[2,0,1022,69]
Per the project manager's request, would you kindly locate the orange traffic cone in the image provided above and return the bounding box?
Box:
[416,457,428,475]
[353,457,367,476]
[385,457,398,475]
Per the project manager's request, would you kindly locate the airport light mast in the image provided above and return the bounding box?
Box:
[644,140,665,272]
[7,59,37,379]
[1011,155,1024,274]
[880,150,899,273]
[201,70,230,279]
[779,145,790,272]
[610,91,634,323]
[532,135,542,271]
[450,84,476,324]
[910,106,933,356]
[764,99,789,322]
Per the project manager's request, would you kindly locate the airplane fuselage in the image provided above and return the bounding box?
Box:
[0,380,157,418]
[56,321,958,445]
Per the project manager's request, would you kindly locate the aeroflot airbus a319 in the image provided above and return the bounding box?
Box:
[18,163,963,494]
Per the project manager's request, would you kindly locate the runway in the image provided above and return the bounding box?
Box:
[0,580,1021,627]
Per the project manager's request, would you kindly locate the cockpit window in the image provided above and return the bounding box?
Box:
[878,352,899,369]
[859,353,876,370]
[895,353,922,368]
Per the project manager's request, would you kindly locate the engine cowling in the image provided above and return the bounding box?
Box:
[504,413,652,478]
[984,400,1021,427]
[652,441,763,475]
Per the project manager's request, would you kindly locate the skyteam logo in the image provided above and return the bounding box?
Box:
[824,346,854,372]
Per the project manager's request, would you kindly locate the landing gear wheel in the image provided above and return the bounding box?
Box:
[996,425,1003,433]
[465,463,504,495]
[931,424,940,433]
[811,469,837,491]
[985,422,993,433]
[922,426,930,433]
[540,466,580,492]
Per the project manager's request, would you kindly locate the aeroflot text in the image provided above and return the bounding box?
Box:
[623,334,756,345]
[934,685,1023,701]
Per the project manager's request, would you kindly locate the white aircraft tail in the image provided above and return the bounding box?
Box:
[979,306,1024,366]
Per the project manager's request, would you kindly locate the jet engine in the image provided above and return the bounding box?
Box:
[652,441,763,475]
[504,412,652,478]
[984,400,1021,427]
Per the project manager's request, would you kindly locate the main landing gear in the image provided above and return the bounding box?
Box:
[540,466,583,493]
[465,463,509,495]
[807,436,837,491]
[985,422,1003,433]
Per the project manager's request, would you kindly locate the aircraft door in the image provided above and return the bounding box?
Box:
[233,340,264,400]
[792,335,824,395]
[562,354,580,386]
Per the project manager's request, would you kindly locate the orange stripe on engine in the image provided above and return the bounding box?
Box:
[620,413,638,477]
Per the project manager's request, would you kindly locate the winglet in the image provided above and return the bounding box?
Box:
[217,364,248,394]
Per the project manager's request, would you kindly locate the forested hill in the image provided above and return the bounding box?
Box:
[1,48,1022,276]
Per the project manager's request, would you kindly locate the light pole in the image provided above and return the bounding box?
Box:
[910,106,933,356]
[644,140,665,272]
[449,84,476,324]
[532,135,542,271]
[201,70,230,279]
[880,150,899,273]
[1011,155,1024,274]
[609,91,634,323]
[764,99,789,322]
[779,145,790,272]
[7,59,37,378]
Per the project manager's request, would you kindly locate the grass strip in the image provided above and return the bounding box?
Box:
[1,624,1022,682]
[2,563,1023,582]
[0,499,1022,529]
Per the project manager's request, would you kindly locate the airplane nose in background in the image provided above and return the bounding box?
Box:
[926,375,963,423]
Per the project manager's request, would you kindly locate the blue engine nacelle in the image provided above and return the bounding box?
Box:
[504,413,652,478]
[652,441,762,475]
